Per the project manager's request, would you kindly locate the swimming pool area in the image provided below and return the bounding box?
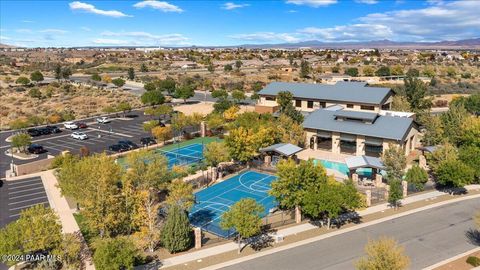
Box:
[314,159,383,178]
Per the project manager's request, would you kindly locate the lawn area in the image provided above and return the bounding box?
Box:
[73,213,94,245]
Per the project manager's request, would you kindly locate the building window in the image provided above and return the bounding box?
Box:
[295,100,302,107]
[307,101,314,108]
[319,102,326,108]
[360,105,375,111]
[381,103,391,110]
[266,96,275,101]
[347,104,354,109]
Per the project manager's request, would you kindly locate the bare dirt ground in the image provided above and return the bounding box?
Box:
[173,102,254,116]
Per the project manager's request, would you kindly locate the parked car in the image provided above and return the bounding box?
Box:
[27,144,46,154]
[77,122,88,129]
[140,137,156,146]
[118,140,137,150]
[108,144,128,153]
[37,127,52,135]
[45,125,61,133]
[71,132,88,140]
[64,121,78,130]
[26,128,41,137]
[96,117,111,124]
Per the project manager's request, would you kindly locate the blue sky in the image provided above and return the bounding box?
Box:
[1,0,479,47]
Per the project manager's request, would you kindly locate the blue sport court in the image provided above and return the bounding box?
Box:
[189,170,278,238]
[156,143,204,168]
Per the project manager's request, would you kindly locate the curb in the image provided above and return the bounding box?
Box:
[423,247,480,270]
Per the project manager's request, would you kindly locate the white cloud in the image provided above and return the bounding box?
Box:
[93,38,131,45]
[230,32,300,43]
[100,31,189,45]
[133,1,183,12]
[355,0,378,4]
[286,0,337,7]
[16,29,32,33]
[21,20,35,23]
[1,35,11,41]
[39,29,68,34]
[69,1,132,18]
[222,2,250,10]
[299,24,393,41]
[80,26,91,31]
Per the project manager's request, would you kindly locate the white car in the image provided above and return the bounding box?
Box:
[96,117,111,124]
[71,132,88,140]
[64,121,78,130]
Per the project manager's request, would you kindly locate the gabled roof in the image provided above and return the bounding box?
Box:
[345,156,385,170]
[259,143,303,157]
[303,108,415,141]
[333,110,379,122]
[258,81,392,105]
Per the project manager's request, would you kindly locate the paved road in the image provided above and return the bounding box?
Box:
[223,198,480,270]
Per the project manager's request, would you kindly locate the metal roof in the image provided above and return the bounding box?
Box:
[259,143,303,157]
[259,81,392,105]
[345,156,385,170]
[333,110,379,122]
[303,108,414,141]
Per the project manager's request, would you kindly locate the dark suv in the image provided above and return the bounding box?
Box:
[118,140,138,150]
[46,125,61,133]
[108,144,129,153]
[27,128,41,137]
[140,137,156,146]
[27,144,46,154]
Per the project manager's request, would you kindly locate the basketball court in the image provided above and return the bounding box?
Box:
[189,170,278,238]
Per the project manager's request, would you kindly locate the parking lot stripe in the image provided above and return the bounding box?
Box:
[86,128,133,138]
[117,126,143,132]
[8,196,48,205]
[8,182,43,190]
[9,202,49,211]
[8,186,45,194]
[10,191,46,200]
[44,141,76,150]
[7,178,41,185]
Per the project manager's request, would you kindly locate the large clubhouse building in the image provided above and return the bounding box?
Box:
[256,81,420,157]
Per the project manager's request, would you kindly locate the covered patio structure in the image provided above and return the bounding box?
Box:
[259,143,303,166]
[345,155,386,186]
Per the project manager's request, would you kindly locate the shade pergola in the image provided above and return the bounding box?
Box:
[345,155,385,177]
[416,146,438,155]
[259,143,303,158]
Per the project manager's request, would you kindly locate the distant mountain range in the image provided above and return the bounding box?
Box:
[1,38,480,50]
[236,38,480,49]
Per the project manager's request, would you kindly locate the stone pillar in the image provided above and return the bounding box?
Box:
[402,180,408,198]
[194,227,202,249]
[419,155,427,170]
[200,121,206,137]
[375,174,383,186]
[352,173,359,183]
[295,206,302,224]
[212,167,218,182]
[384,185,390,200]
[365,190,372,207]
[331,132,340,154]
[356,136,365,156]
[264,155,272,166]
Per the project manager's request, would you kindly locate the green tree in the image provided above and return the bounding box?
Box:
[140,63,148,72]
[362,66,375,76]
[421,115,444,146]
[62,67,72,80]
[112,78,126,87]
[16,76,30,85]
[9,119,29,130]
[224,126,258,163]
[224,64,233,72]
[206,113,225,134]
[141,90,165,107]
[53,233,83,270]
[91,73,101,81]
[441,103,469,145]
[93,237,138,270]
[403,76,432,119]
[391,65,404,76]
[375,66,391,76]
[116,102,132,117]
[214,98,234,113]
[381,145,407,181]
[207,62,215,73]
[235,60,243,70]
[299,60,310,78]
[157,77,177,94]
[28,87,42,99]
[175,85,195,103]
[458,145,480,181]
[356,237,410,270]
[127,67,135,80]
[161,204,192,253]
[390,95,411,112]
[231,90,246,104]
[204,141,230,169]
[388,179,403,209]
[404,165,428,191]
[144,82,156,91]
[30,70,44,83]
[406,68,419,77]
[55,64,62,80]
[459,116,480,147]
[165,179,194,211]
[0,205,62,266]
[277,90,304,123]
[212,89,229,99]
[345,67,359,77]
[276,114,305,146]
[220,198,264,254]
[302,183,341,229]
[435,159,474,188]
[426,142,458,172]
[422,66,436,78]
[11,133,31,153]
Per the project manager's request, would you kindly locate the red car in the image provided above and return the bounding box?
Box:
[77,122,88,129]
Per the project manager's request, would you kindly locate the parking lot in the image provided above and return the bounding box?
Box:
[0,176,50,228]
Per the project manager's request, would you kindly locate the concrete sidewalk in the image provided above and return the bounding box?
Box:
[160,187,478,268]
